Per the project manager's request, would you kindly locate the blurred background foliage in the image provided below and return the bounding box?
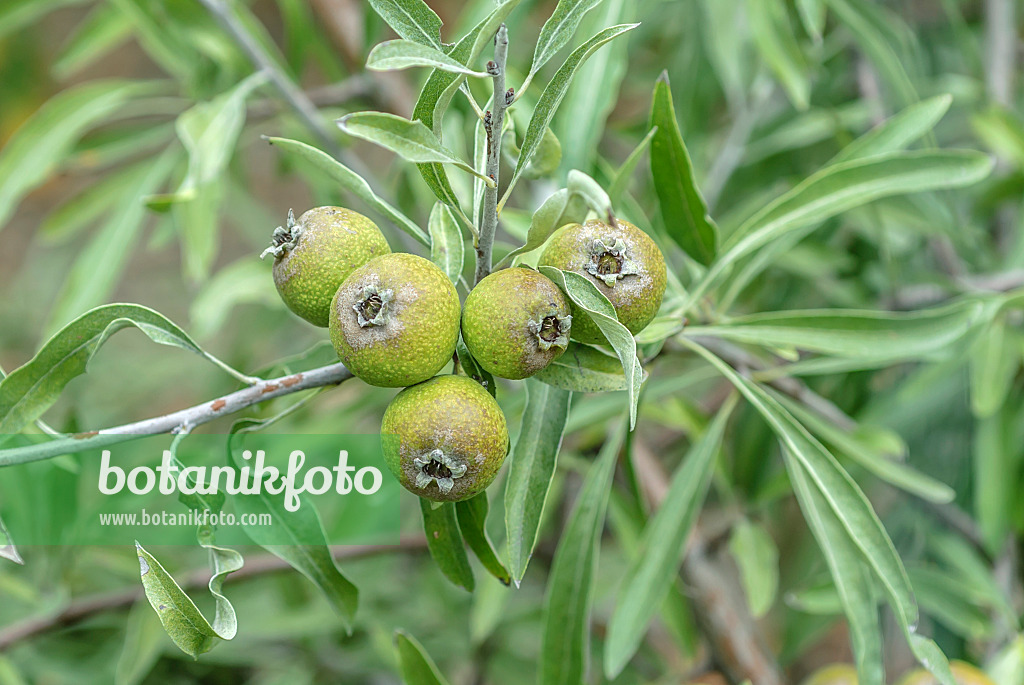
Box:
[1,0,1024,683]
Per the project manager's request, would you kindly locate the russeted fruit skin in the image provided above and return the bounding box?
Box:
[461,267,572,380]
[895,661,995,685]
[329,252,460,388]
[266,206,391,327]
[538,218,666,344]
[381,375,509,501]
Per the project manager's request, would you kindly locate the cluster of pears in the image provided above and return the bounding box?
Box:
[264,206,666,502]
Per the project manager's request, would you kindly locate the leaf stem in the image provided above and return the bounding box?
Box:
[475,23,510,285]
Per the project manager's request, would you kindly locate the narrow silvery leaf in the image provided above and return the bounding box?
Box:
[969,317,1017,418]
[609,126,657,208]
[338,112,494,186]
[796,0,827,41]
[505,379,572,583]
[603,398,733,676]
[649,73,718,265]
[176,71,268,194]
[496,189,569,267]
[539,267,643,428]
[566,170,614,224]
[773,390,955,504]
[421,499,475,591]
[46,148,179,333]
[529,0,604,79]
[682,339,954,683]
[533,343,634,393]
[684,301,987,363]
[394,630,451,685]
[135,542,238,658]
[411,0,521,209]
[0,304,216,435]
[0,80,148,231]
[115,599,164,685]
[456,493,511,585]
[686,150,994,306]
[367,39,489,77]
[787,461,885,685]
[428,203,464,283]
[366,0,442,48]
[747,0,810,110]
[0,516,23,564]
[228,432,359,627]
[830,94,953,165]
[503,24,639,208]
[266,136,429,246]
[539,422,624,685]
[728,520,779,618]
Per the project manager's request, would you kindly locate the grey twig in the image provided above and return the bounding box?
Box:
[475,24,510,285]
[197,0,374,181]
[0,363,353,468]
[0,537,427,652]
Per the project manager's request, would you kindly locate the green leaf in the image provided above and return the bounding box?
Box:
[539,421,624,685]
[394,630,451,685]
[649,73,718,265]
[0,80,146,230]
[410,1,520,208]
[53,3,133,79]
[495,187,588,268]
[367,39,488,77]
[229,439,359,626]
[504,379,572,583]
[266,136,429,246]
[366,0,442,48]
[686,301,987,363]
[795,0,827,42]
[566,170,613,223]
[787,462,885,685]
[175,72,267,196]
[533,343,635,392]
[0,516,23,565]
[539,267,643,428]
[135,542,239,658]
[529,0,604,80]
[831,95,953,165]
[825,0,918,107]
[0,304,219,435]
[115,600,164,685]
[683,339,955,685]
[502,24,639,209]
[456,493,511,585]
[773,391,955,503]
[420,499,474,591]
[603,399,733,677]
[455,338,496,398]
[728,520,779,618]
[747,0,810,110]
[338,112,494,185]
[525,127,563,179]
[969,317,1018,418]
[0,0,85,41]
[557,0,631,172]
[609,126,657,210]
[428,203,464,283]
[46,148,179,331]
[689,150,994,304]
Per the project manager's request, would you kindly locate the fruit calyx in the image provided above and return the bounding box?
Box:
[413,449,467,494]
[586,237,641,287]
[528,313,572,351]
[260,209,304,260]
[353,285,394,327]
